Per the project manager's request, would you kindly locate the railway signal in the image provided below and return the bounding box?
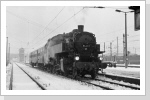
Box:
[129,6,140,31]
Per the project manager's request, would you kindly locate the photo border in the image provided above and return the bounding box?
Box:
[1,0,145,95]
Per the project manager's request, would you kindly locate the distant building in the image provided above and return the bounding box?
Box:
[19,48,24,62]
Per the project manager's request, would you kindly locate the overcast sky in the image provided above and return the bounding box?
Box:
[6,6,140,55]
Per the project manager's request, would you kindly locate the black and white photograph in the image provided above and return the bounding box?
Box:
[1,1,145,95]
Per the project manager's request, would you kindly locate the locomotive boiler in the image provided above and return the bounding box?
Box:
[29,25,107,79]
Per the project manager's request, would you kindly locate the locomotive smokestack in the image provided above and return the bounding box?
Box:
[78,25,84,32]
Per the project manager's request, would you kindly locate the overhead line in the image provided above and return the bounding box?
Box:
[8,35,27,44]
[30,7,84,48]
[100,34,139,44]
[29,7,65,44]
[7,10,51,31]
[99,25,134,37]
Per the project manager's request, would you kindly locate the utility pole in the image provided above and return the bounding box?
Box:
[123,34,125,64]
[110,42,112,61]
[8,43,10,64]
[125,12,128,68]
[117,37,118,61]
[116,9,134,68]
[102,42,105,58]
[6,37,8,66]
[104,42,105,52]
[114,55,116,62]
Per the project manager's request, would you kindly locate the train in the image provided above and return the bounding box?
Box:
[29,25,107,79]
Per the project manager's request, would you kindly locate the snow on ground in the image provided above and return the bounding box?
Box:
[103,67,140,78]
[106,67,140,72]
[15,63,103,90]
[12,63,41,90]
[6,63,12,90]
[8,62,140,90]
[116,64,140,68]
[86,79,134,90]
[97,75,140,88]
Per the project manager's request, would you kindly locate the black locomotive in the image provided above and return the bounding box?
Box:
[29,25,107,79]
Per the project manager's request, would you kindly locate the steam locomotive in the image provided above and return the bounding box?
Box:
[29,25,107,79]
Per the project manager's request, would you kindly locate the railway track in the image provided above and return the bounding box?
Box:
[30,66,115,90]
[79,76,139,90]
[18,63,140,90]
[98,73,140,85]
[94,78,140,90]
[26,63,140,86]
[9,63,46,90]
[77,79,114,90]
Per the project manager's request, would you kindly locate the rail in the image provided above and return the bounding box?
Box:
[15,63,46,90]
[98,73,140,85]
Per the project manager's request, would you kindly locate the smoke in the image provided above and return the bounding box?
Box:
[73,7,89,25]
[74,16,86,25]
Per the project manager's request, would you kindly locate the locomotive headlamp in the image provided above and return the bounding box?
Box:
[75,56,79,61]
[100,57,103,60]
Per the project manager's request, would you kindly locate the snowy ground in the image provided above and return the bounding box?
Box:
[116,64,140,68]
[96,75,140,89]
[14,62,103,90]
[7,62,140,90]
[103,66,140,78]
[12,63,42,90]
[6,63,12,90]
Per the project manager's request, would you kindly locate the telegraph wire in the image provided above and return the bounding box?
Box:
[8,35,27,44]
[29,7,65,44]
[30,7,84,48]
[8,37,26,44]
[98,25,134,39]
[100,34,140,44]
[7,10,52,31]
